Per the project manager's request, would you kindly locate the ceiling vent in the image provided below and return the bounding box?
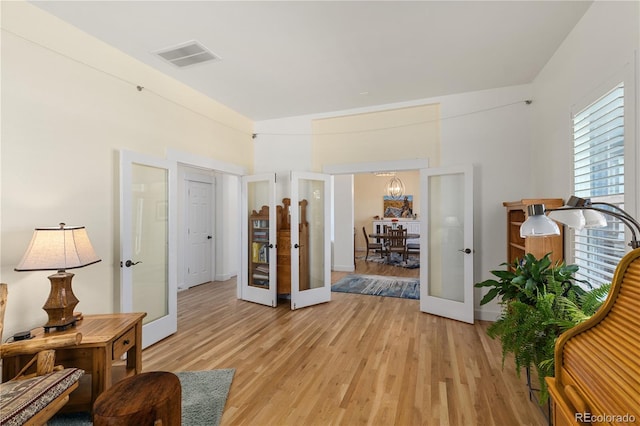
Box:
[154,41,220,68]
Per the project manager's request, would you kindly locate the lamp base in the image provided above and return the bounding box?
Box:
[42,271,80,332]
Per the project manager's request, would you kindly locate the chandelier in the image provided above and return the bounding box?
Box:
[386,175,405,200]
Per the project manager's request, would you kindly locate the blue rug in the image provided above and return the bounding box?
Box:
[361,253,420,269]
[331,274,420,299]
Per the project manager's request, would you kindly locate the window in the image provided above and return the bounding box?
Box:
[573,83,625,287]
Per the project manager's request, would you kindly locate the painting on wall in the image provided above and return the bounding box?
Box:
[383,195,413,218]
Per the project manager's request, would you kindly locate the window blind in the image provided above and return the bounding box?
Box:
[573,83,625,287]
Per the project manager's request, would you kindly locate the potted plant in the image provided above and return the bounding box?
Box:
[475,253,610,402]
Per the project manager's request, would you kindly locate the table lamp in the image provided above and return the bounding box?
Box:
[520,196,640,249]
[15,223,101,332]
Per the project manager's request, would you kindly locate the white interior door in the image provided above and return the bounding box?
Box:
[185,178,213,288]
[120,150,177,348]
[290,171,332,309]
[241,173,277,307]
[420,165,474,324]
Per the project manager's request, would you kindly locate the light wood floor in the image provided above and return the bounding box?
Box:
[141,259,546,426]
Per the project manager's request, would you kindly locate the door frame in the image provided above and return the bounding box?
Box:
[323,158,430,277]
[167,149,247,295]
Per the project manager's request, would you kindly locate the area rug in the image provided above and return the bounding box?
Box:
[48,369,235,426]
[332,274,420,299]
[361,253,420,269]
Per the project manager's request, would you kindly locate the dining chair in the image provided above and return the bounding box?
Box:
[407,242,420,258]
[362,227,384,261]
[386,228,408,261]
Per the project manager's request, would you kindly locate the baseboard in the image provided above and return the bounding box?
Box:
[215,272,234,282]
[475,308,500,322]
[333,264,355,272]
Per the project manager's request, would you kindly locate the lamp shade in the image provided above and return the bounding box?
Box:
[547,208,586,230]
[520,204,560,237]
[15,223,101,271]
[583,209,608,228]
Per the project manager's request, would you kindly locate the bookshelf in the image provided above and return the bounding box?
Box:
[503,198,565,266]
[249,206,271,289]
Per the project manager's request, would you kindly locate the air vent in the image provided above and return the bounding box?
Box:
[154,41,220,68]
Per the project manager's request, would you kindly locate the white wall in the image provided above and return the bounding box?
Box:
[439,85,534,320]
[254,84,533,321]
[0,2,252,339]
[333,175,355,272]
[531,0,639,222]
[253,0,639,320]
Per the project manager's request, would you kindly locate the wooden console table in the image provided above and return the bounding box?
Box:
[1,312,146,413]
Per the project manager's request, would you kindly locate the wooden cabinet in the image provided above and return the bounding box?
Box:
[249,206,271,289]
[277,198,309,294]
[2,313,146,413]
[503,199,565,265]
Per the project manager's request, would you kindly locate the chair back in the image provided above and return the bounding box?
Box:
[387,228,407,249]
[362,227,370,245]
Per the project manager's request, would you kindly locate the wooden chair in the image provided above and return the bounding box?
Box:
[0,283,84,426]
[385,228,408,261]
[407,242,420,258]
[362,227,384,261]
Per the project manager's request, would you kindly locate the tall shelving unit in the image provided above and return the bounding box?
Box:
[503,198,565,265]
[249,206,271,289]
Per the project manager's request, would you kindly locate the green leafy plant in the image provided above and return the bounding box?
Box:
[475,253,610,403]
[475,252,588,306]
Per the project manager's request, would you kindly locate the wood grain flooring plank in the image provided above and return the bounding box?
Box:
[140,259,547,425]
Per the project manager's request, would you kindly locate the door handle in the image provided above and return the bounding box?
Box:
[207,235,212,239]
[268,244,274,249]
[458,248,472,254]
[294,243,300,249]
[123,260,142,267]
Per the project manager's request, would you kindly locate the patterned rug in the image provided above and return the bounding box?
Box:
[331,274,420,299]
[360,253,420,269]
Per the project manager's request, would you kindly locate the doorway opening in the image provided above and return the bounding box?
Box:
[326,159,428,300]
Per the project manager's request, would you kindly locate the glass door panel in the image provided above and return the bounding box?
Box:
[290,172,331,309]
[420,165,474,323]
[241,174,277,307]
[132,164,169,323]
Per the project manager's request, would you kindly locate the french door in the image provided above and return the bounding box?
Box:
[120,150,177,348]
[420,165,474,324]
[241,173,277,306]
[240,172,331,309]
[289,172,332,309]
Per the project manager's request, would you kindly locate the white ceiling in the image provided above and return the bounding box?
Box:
[32,1,592,121]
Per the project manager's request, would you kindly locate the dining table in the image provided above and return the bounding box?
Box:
[368,232,420,259]
[368,232,420,240]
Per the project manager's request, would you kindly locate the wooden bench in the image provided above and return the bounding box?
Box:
[0,283,84,426]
